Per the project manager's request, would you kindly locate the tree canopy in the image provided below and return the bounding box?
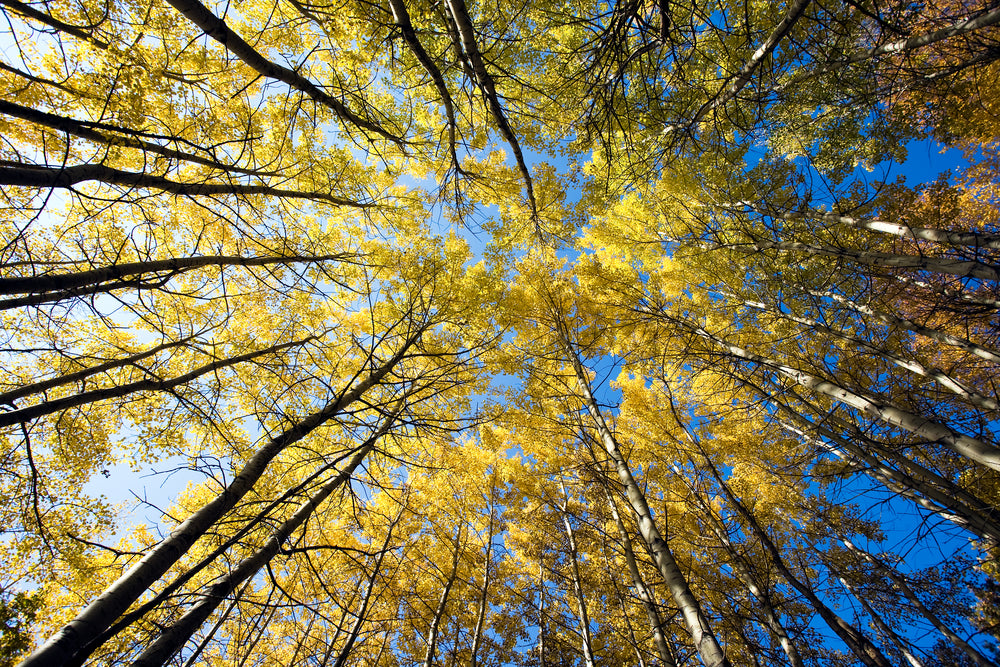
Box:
[2,0,1000,664]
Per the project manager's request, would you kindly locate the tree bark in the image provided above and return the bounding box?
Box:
[333,507,405,667]
[0,99,281,178]
[0,162,369,206]
[811,289,1000,364]
[423,526,463,667]
[0,335,317,428]
[701,456,893,667]
[554,318,732,667]
[605,487,678,667]
[680,316,1000,471]
[130,413,398,667]
[558,480,596,667]
[162,0,402,143]
[20,327,423,667]
[838,536,995,667]
[0,335,195,405]
[0,253,352,296]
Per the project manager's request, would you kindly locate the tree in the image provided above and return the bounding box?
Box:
[4,0,1000,664]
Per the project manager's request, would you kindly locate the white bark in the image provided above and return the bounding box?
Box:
[559,480,596,667]
[684,318,1000,471]
[838,537,996,667]
[555,321,732,667]
[606,490,678,667]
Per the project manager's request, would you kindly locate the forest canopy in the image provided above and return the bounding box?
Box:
[1,0,1000,664]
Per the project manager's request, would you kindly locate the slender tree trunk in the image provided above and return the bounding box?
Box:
[699,456,893,667]
[812,289,1000,363]
[821,555,924,667]
[537,557,547,667]
[178,580,252,667]
[805,209,1000,251]
[0,99,280,178]
[21,329,422,667]
[736,296,998,412]
[775,396,1000,544]
[775,5,1000,89]
[332,507,404,667]
[0,252,352,296]
[605,488,678,667]
[679,316,1000,471]
[130,413,398,667]
[0,334,318,428]
[424,526,463,667]
[0,0,108,45]
[558,480,596,667]
[677,476,804,667]
[385,0,461,171]
[684,0,811,126]
[890,273,1000,310]
[0,334,196,405]
[442,0,537,223]
[163,0,401,142]
[0,163,367,207]
[470,507,496,667]
[554,320,732,667]
[838,536,995,667]
[763,238,1000,282]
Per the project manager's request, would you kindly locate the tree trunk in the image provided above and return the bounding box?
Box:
[700,456,893,667]
[605,487,678,667]
[559,480,596,667]
[21,329,422,667]
[838,536,995,667]
[774,395,1000,545]
[681,316,1000,471]
[736,296,998,412]
[333,507,405,667]
[555,320,732,667]
[0,334,318,428]
[130,413,398,667]
[675,471,804,667]
[764,238,1000,282]
[424,526,464,667]
[812,289,1000,364]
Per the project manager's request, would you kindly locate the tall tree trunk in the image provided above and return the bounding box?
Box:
[333,506,405,667]
[22,329,422,667]
[554,318,732,667]
[604,487,678,667]
[775,395,1000,545]
[0,334,319,428]
[675,471,804,667]
[424,526,464,667]
[735,296,999,412]
[697,453,893,667]
[763,238,1000,282]
[469,506,495,667]
[163,0,402,142]
[677,316,1000,471]
[811,289,1000,364]
[838,536,995,667]
[558,479,596,667]
[537,557,547,667]
[0,334,196,405]
[796,208,1000,251]
[130,412,399,667]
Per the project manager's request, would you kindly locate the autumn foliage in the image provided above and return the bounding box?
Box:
[2,0,1000,665]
